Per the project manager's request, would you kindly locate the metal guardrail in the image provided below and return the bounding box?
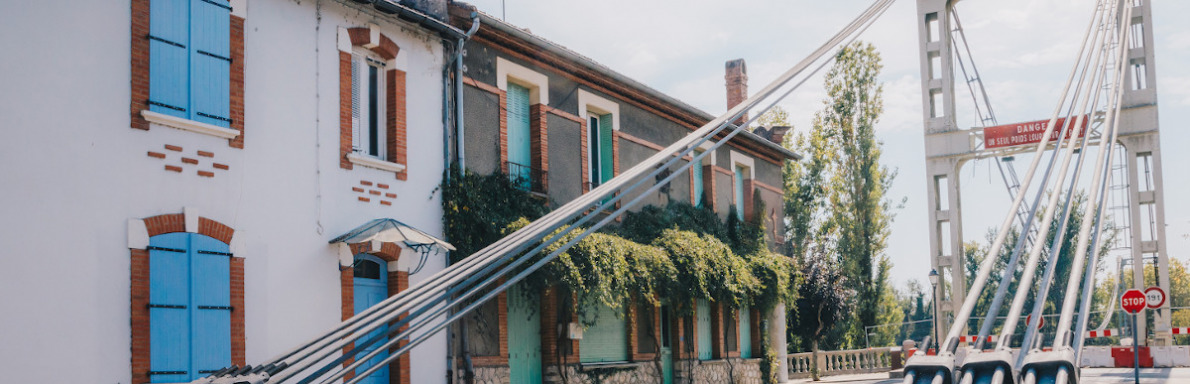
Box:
[788,347,895,378]
[506,161,547,194]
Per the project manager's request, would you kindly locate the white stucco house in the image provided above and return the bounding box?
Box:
[0,1,470,383]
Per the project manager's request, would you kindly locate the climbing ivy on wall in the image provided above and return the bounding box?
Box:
[439,167,550,264]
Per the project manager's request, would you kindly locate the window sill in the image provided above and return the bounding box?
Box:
[579,361,640,370]
[348,153,407,173]
[142,110,240,140]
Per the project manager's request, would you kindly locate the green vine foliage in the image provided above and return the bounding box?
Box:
[440,167,549,264]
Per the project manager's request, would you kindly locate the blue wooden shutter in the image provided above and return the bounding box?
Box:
[190,0,232,127]
[579,304,628,363]
[692,150,704,207]
[739,307,752,358]
[506,84,532,187]
[149,233,192,383]
[696,299,712,360]
[149,0,190,118]
[599,114,614,183]
[190,234,231,377]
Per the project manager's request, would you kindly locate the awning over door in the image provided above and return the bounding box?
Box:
[329,219,454,273]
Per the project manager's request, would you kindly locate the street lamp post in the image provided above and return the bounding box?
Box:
[928,268,940,354]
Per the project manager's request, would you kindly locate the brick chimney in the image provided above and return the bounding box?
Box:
[725,59,748,126]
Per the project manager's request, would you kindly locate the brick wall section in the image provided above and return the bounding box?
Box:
[711,303,724,359]
[144,213,185,237]
[231,257,246,365]
[628,299,660,362]
[388,69,408,180]
[743,179,755,222]
[340,51,354,170]
[579,120,589,193]
[725,59,749,126]
[199,217,235,244]
[749,308,761,356]
[498,92,509,174]
[387,271,411,384]
[130,0,150,131]
[229,16,245,148]
[540,289,580,365]
[470,287,510,366]
[130,249,151,384]
[529,104,548,192]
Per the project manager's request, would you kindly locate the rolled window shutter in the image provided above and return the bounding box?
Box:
[189,0,231,127]
[351,55,362,151]
[599,114,614,183]
[148,0,190,118]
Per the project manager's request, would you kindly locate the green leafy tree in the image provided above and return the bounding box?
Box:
[819,41,899,344]
[794,250,853,381]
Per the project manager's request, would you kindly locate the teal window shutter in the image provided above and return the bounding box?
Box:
[599,114,614,183]
[149,233,192,383]
[734,165,745,220]
[739,306,752,358]
[692,150,704,207]
[191,235,232,376]
[148,0,190,118]
[696,299,712,360]
[190,0,232,127]
[579,304,629,363]
[506,84,532,188]
[149,233,231,382]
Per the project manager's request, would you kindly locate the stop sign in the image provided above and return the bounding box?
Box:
[1122,289,1147,314]
[1027,314,1045,328]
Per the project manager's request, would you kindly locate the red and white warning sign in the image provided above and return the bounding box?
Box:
[1145,286,1166,309]
[1086,328,1119,338]
[959,335,995,344]
[1171,327,1190,335]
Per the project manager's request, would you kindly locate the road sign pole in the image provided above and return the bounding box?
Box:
[1133,313,1140,384]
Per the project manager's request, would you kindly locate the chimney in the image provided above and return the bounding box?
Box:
[767,125,791,145]
[725,59,748,127]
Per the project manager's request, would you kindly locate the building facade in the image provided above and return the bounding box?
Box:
[0,1,466,383]
[446,6,797,384]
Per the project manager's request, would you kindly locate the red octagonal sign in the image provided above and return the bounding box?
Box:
[1122,289,1146,314]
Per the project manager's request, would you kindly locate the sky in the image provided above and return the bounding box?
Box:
[459,0,1190,291]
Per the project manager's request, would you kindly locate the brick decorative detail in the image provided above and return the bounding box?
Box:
[579,118,589,194]
[353,180,396,206]
[497,90,509,174]
[339,28,407,180]
[131,0,245,148]
[146,146,229,178]
[743,179,755,222]
[131,213,243,383]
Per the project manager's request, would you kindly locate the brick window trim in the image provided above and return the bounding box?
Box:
[130,0,246,148]
[339,242,411,384]
[339,27,408,181]
[130,213,244,384]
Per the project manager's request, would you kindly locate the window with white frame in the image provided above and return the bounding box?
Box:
[352,49,387,159]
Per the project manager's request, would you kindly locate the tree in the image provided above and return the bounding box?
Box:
[794,249,853,381]
[820,41,899,344]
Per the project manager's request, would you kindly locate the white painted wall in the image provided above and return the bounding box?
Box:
[0,1,450,383]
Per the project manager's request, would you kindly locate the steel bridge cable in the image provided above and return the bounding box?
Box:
[967,1,1114,351]
[254,1,898,383]
[1016,40,1115,358]
[940,0,1109,354]
[1071,5,1135,359]
[324,5,901,384]
[993,9,1112,352]
[1053,4,1132,351]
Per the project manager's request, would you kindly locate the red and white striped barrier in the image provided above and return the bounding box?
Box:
[1086,328,1119,338]
[1170,327,1190,335]
[958,335,995,344]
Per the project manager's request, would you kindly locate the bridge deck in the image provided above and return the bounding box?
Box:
[785,368,1190,384]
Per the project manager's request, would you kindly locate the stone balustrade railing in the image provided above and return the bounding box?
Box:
[787,347,895,379]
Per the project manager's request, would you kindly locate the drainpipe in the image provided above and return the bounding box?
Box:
[454,10,480,170]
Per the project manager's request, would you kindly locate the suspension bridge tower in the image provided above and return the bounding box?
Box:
[914,0,1174,346]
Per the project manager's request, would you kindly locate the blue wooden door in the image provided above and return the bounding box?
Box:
[506,83,532,188]
[149,233,230,383]
[353,255,389,384]
[660,303,674,384]
[696,299,712,360]
[507,284,542,383]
